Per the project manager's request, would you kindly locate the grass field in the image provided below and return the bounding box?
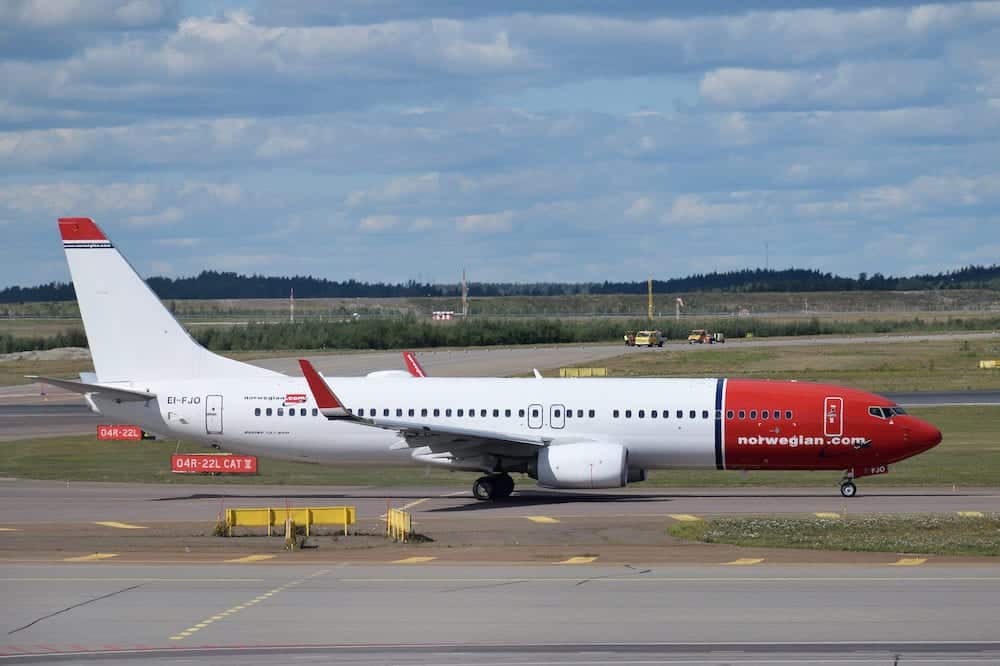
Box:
[0,406,994,487]
[572,338,1000,392]
[668,514,1000,556]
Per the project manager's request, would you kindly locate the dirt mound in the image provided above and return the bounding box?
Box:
[0,347,92,362]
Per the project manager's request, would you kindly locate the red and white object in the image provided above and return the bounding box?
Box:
[171,454,257,474]
[97,425,143,441]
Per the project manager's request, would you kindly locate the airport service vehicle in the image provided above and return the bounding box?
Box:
[688,329,724,344]
[634,330,664,347]
[40,218,941,500]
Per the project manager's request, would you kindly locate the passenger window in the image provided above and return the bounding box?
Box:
[383,409,390,417]
[739,410,746,419]
[266,408,272,416]
[480,409,487,417]
[289,410,295,417]
[663,410,669,419]
[689,410,696,419]
[625,410,632,418]
[493,409,500,417]
[277,408,284,416]
[457,409,464,417]
[254,408,261,416]
[531,408,539,417]
[565,410,572,419]
[726,410,734,419]
[408,409,415,417]
[506,409,512,417]
[651,410,658,418]
[785,410,792,419]
[396,408,402,417]
[312,408,318,416]
[676,410,683,418]
[613,410,620,418]
[761,410,769,419]
[433,409,440,417]
[518,409,524,417]
[421,408,428,417]
[588,410,595,418]
[445,409,452,417]
[702,410,709,419]
[554,409,561,418]
[750,410,757,419]
[638,410,644,418]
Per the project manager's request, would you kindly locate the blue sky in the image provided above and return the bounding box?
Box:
[2,0,999,287]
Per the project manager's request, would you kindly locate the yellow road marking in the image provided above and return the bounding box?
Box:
[169,569,328,641]
[392,556,437,564]
[890,557,927,566]
[225,554,275,563]
[669,514,702,522]
[64,553,118,562]
[725,558,765,566]
[558,556,598,564]
[958,511,984,517]
[525,516,560,524]
[399,498,429,511]
[93,521,147,530]
[814,512,840,519]
[0,528,20,531]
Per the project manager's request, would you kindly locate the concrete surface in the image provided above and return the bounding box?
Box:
[1,563,999,663]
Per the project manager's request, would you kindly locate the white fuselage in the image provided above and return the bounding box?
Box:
[92,376,721,470]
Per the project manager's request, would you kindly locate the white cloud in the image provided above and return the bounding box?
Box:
[662,194,751,226]
[456,210,513,232]
[625,196,652,218]
[0,183,158,215]
[126,206,183,226]
[409,217,434,232]
[359,214,400,232]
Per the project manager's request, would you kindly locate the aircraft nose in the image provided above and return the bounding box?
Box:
[911,419,942,452]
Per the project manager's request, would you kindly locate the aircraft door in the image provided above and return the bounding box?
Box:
[206,394,223,435]
[527,403,543,429]
[550,404,565,429]
[824,396,843,437]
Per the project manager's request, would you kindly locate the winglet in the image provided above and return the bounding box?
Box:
[402,351,427,378]
[298,360,351,418]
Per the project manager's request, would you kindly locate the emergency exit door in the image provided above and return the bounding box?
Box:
[206,395,223,434]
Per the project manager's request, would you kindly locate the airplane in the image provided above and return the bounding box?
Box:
[37,217,942,501]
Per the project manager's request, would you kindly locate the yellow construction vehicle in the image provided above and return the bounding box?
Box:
[687,329,725,344]
[634,330,664,347]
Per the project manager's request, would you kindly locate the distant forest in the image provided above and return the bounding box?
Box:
[2,265,1000,303]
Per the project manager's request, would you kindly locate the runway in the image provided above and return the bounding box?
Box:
[1,563,998,663]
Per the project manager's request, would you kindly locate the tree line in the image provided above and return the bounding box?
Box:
[2,265,1000,304]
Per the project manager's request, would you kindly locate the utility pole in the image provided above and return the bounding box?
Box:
[647,275,654,322]
[461,269,469,317]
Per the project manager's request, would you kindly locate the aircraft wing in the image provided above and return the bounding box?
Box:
[27,375,156,402]
[298,359,549,457]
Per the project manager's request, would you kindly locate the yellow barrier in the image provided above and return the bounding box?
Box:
[980,360,999,369]
[559,367,608,378]
[386,508,412,543]
[225,506,356,537]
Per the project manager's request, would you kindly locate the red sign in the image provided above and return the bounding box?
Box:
[171,454,258,474]
[284,393,307,405]
[97,425,143,441]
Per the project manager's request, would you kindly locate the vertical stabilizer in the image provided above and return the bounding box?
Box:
[59,218,279,382]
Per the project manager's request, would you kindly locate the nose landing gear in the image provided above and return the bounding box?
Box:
[472,473,515,501]
[840,470,857,498]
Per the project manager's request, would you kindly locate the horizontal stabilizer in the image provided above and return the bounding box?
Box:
[28,376,156,402]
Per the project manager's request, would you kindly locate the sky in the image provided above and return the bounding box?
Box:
[2,0,1000,288]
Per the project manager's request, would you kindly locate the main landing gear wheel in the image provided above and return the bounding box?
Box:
[472,474,515,501]
[840,481,857,498]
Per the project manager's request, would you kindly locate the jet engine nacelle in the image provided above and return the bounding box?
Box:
[536,441,628,489]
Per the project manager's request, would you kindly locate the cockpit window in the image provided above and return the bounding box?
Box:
[868,406,887,419]
[870,406,902,419]
[891,407,907,415]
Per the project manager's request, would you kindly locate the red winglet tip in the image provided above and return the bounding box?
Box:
[403,351,427,378]
[58,218,107,242]
[298,360,341,409]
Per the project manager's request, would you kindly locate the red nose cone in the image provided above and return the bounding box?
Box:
[915,421,942,453]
